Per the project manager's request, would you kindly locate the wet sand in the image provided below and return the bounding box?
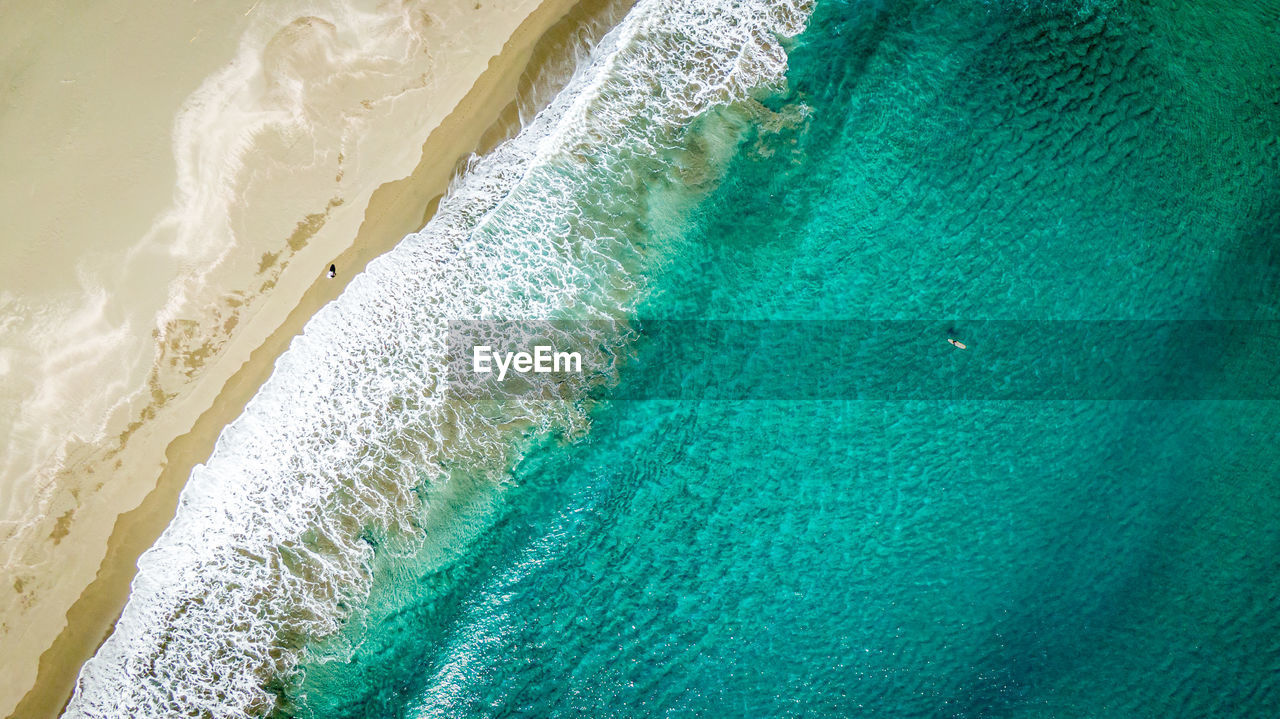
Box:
[0,0,629,715]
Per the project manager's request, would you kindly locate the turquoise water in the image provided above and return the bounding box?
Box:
[286,0,1280,716]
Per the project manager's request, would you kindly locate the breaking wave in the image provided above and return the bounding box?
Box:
[65,0,812,715]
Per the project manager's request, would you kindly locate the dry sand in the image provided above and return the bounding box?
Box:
[0,0,629,715]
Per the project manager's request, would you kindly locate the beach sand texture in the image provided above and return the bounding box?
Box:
[0,0,622,715]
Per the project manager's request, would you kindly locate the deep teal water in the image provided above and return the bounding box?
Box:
[286,0,1280,716]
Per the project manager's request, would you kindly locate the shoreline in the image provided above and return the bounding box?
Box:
[8,0,632,716]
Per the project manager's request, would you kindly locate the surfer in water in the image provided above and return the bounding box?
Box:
[948,338,967,349]
[327,264,336,279]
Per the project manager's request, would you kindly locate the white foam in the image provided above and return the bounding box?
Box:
[65,0,812,716]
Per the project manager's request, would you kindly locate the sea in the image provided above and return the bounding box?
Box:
[67,0,1279,717]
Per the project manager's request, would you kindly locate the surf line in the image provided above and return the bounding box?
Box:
[472,345,584,381]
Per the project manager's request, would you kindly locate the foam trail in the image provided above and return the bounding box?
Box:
[65,0,812,716]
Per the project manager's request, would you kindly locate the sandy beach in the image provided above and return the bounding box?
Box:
[0,0,627,715]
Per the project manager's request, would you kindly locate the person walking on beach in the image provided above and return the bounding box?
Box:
[327,264,336,279]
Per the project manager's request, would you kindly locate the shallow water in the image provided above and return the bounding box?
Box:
[287,0,1280,716]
